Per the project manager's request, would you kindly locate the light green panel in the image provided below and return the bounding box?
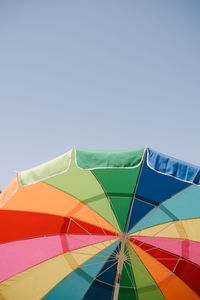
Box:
[44,151,120,232]
[19,150,72,186]
[127,243,164,300]
[76,148,145,169]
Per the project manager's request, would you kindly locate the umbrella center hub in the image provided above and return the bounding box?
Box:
[116,252,127,262]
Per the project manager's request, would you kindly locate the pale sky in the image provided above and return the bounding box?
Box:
[0,0,200,189]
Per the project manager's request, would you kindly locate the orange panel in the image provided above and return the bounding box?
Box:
[129,242,199,300]
[1,179,81,217]
[1,177,118,234]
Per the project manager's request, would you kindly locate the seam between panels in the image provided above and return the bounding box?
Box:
[120,247,139,300]
[130,212,200,239]
[124,147,148,233]
[2,240,117,285]
[66,218,119,256]
[127,241,166,300]
[70,205,120,241]
[124,246,139,300]
[42,181,119,236]
[81,241,121,300]
[129,236,200,269]
[111,148,148,300]
[40,251,104,299]
[129,241,200,298]
[41,239,119,300]
[90,169,123,233]
[128,184,192,235]
[69,201,119,238]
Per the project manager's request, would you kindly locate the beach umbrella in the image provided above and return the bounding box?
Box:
[0,147,200,300]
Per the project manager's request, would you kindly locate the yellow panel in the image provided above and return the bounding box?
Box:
[130,218,200,242]
[183,219,200,242]
[0,239,117,300]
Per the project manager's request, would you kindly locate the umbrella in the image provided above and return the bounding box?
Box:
[0,147,200,300]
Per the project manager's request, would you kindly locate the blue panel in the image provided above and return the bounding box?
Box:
[83,243,120,300]
[136,156,190,205]
[128,198,154,231]
[148,148,200,185]
[43,242,119,300]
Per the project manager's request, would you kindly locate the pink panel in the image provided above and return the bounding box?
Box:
[132,236,200,266]
[0,234,115,282]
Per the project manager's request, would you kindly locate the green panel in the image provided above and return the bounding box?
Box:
[127,243,164,300]
[92,167,141,231]
[120,245,136,288]
[76,148,145,169]
[118,287,137,300]
[118,244,137,300]
[44,151,120,232]
[19,150,72,186]
[109,197,132,232]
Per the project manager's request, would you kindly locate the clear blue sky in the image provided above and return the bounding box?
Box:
[0,0,200,189]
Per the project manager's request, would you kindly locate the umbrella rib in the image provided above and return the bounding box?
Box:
[70,197,120,247]
[82,258,117,267]
[124,147,148,233]
[112,149,148,300]
[65,235,117,256]
[67,218,119,255]
[130,242,200,298]
[130,186,191,237]
[123,260,136,287]
[95,261,118,278]
[91,170,123,233]
[130,220,179,244]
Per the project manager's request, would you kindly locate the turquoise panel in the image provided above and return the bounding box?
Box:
[164,185,200,219]
[129,208,172,234]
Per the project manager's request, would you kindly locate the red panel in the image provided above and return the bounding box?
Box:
[131,238,179,270]
[0,210,117,244]
[175,260,200,296]
[0,210,70,244]
[131,238,200,296]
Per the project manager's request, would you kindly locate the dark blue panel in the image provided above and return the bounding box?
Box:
[128,198,154,231]
[83,280,114,300]
[136,157,190,205]
[83,244,120,300]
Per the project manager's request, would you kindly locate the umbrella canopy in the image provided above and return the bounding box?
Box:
[0,147,200,300]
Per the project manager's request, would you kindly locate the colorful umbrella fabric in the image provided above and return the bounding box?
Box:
[0,147,200,300]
